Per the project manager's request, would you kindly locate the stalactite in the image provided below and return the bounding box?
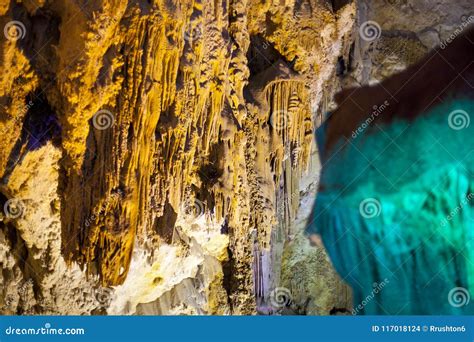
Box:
[0,0,359,314]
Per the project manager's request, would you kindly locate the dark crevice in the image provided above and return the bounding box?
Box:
[330,307,352,315]
[1,93,61,184]
[347,41,355,72]
[220,217,229,235]
[194,142,225,217]
[244,35,299,103]
[198,162,223,188]
[247,35,295,76]
[221,246,234,311]
[82,128,99,182]
[156,102,179,132]
[154,202,178,244]
[12,3,61,78]
[97,46,118,88]
[336,56,346,77]
[22,93,62,149]
[330,0,352,12]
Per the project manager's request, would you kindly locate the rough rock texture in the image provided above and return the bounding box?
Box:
[0,0,356,315]
[352,0,474,85]
[274,0,474,315]
[1,0,471,316]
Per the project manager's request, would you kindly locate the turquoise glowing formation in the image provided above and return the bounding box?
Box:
[307,99,474,314]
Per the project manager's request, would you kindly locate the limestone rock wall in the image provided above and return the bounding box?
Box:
[351,0,474,85]
[1,0,469,316]
[0,0,356,315]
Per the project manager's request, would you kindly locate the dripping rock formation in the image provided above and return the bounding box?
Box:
[0,0,472,315]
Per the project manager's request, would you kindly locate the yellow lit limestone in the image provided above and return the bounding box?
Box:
[0,0,355,314]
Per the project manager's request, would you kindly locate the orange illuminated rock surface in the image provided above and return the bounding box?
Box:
[0,0,471,315]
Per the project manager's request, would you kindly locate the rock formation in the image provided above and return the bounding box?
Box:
[0,0,472,315]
